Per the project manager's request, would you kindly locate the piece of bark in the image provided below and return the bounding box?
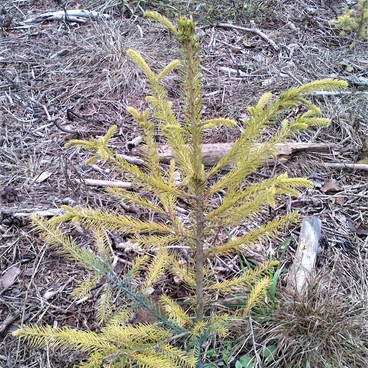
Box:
[132,142,336,166]
[0,312,20,333]
[0,267,20,292]
[287,217,321,294]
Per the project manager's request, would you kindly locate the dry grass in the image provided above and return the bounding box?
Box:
[250,249,368,367]
[1,0,367,367]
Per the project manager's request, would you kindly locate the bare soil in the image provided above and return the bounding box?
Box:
[0,0,367,367]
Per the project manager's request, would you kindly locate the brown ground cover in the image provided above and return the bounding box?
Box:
[0,0,367,366]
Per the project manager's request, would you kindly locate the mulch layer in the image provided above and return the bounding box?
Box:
[0,0,367,366]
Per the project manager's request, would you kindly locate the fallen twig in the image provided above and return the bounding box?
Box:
[0,312,21,333]
[76,178,133,188]
[117,154,144,166]
[24,9,111,24]
[133,142,337,166]
[216,22,280,51]
[310,90,368,96]
[345,76,368,87]
[52,119,77,134]
[0,207,64,220]
[219,66,248,77]
[11,208,65,218]
[324,162,368,171]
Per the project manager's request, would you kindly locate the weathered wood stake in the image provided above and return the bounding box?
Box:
[287,216,321,294]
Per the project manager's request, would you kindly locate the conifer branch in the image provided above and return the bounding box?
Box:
[68,127,189,199]
[144,11,178,35]
[169,255,197,288]
[70,274,100,300]
[105,309,132,327]
[129,234,183,250]
[143,249,169,291]
[31,216,110,273]
[127,255,150,281]
[107,188,168,216]
[105,271,185,334]
[208,261,277,293]
[201,118,237,130]
[57,206,175,235]
[243,276,271,314]
[194,192,205,323]
[13,325,118,354]
[209,213,299,256]
[207,173,306,222]
[97,285,113,324]
[208,79,347,178]
[160,295,193,328]
[126,49,194,182]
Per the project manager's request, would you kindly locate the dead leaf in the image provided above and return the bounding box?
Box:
[115,240,142,252]
[173,276,182,284]
[357,135,368,164]
[131,294,160,324]
[357,158,368,164]
[1,266,20,290]
[347,220,368,236]
[131,307,157,324]
[335,196,345,206]
[112,256,124,274]
[22,267,34,277]
[32,170,53,184]
[320,179,341,193]
[0,312,20,333]
[261,77,276,87]
[242,39,255,48]
[43,289,60,300]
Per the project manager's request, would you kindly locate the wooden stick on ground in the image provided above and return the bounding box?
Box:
[11,208,65,218]
[76,179,133,189]
[324,162,368,171]
[287,217,321,294]
[216,22,280,51]
[132,142,337,166]
[0,312,21,333]
[24,10,111,24]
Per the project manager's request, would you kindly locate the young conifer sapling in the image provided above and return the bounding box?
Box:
[13,12,347,368]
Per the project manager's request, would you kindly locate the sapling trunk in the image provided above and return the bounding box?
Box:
[194,188,205,368]
[194,189,205,322]
[178,17,207,367]
[356,0,368,40]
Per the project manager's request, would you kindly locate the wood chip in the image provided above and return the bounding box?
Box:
[0,266,20,292]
